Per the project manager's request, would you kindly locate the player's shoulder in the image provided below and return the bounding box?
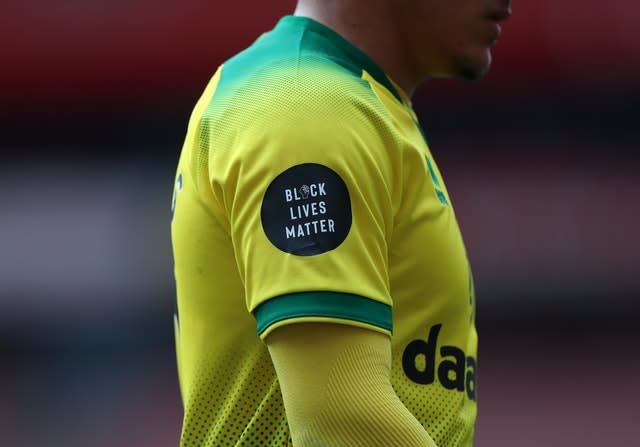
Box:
[210,18,386,122]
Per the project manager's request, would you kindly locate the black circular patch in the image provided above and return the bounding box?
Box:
[261,163,352,256]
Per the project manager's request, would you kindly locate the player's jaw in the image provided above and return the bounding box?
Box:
[453,0,513,80]
[405,0,513,82]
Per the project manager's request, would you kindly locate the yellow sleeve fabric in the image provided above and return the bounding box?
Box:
[266,323,438,446]
[207,66,398,338]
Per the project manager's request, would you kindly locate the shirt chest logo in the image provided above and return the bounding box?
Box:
[426,157,449,206]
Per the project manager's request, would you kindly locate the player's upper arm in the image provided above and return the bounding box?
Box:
[266,323,437,447]
[207,65,400,339]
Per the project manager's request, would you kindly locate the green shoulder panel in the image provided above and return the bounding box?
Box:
[211,15,402,108]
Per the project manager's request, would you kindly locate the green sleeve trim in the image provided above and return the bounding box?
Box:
[254,292,392,336]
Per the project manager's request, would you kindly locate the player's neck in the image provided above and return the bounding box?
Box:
[293,2,421,98]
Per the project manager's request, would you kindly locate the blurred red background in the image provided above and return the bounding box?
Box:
[3,0,640,101]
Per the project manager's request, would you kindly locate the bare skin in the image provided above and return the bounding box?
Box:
[295,0,512,96]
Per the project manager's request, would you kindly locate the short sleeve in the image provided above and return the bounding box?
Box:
[209,67,396,339]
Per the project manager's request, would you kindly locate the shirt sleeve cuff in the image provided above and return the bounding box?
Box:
[254,291,393,339]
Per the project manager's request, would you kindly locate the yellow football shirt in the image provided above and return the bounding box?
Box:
[171,15,477,447]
